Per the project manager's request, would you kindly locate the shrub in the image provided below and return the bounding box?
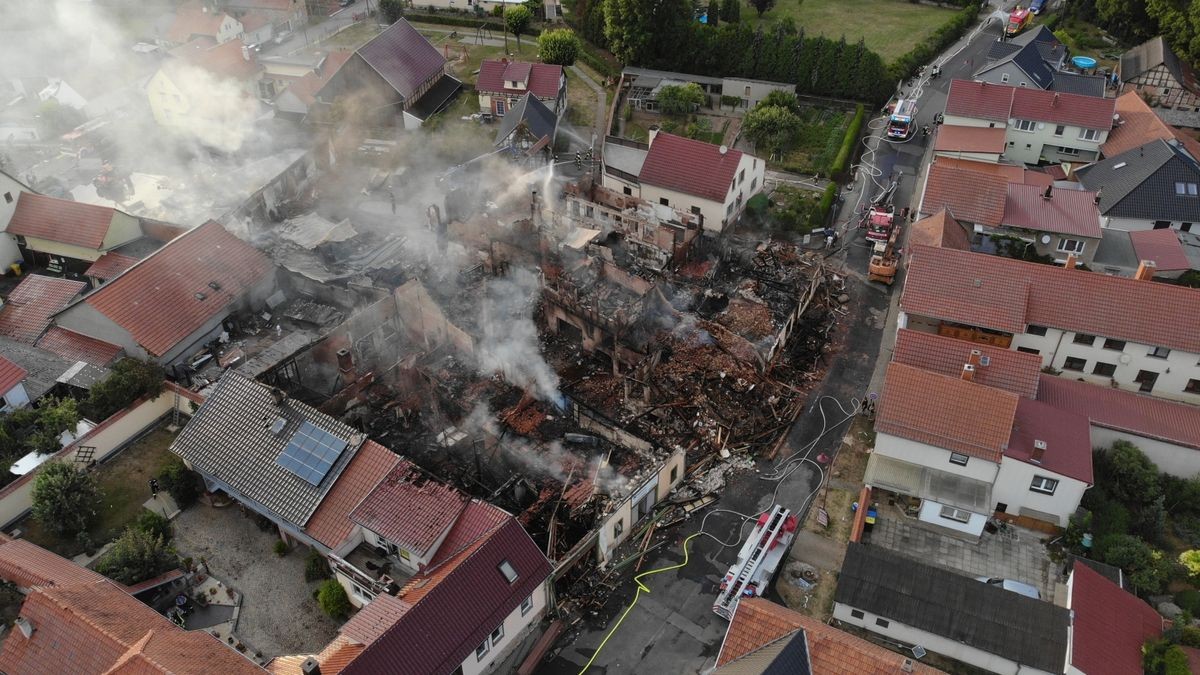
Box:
[810,183,838,229]
[380,0,404,23]
[81,359,165,422]
[94,527,177,586]
[158,458,203,509]
[1096,533,1172,595]
[401,12,507,31]
[538,28,581,66]
[1175,589,1200,616]
[305,549,330,582]
[31,462,99,538]
[135,510,172,543]
[273,540,289,557]
[317,579,351,619]
[829,103,865,177]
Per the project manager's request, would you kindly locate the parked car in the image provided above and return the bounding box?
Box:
[975,577,1041,600]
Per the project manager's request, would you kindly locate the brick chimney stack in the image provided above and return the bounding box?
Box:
[1031,439,1047,464]
[968,349,982,367]
[962,364,976,382]
[1135,260,1157,280]
[1065,253,1077,270]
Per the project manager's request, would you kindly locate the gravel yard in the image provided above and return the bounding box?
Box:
[172,503,340,658]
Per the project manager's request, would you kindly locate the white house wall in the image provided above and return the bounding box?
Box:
[992,457,1089,526]
[1088,426,1200,478]
[873,432,1001,484]
[918,499,989,535]
[463,579,548,675]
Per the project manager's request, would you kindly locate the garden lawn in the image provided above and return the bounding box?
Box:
[437,37,541,86]
[773,106,852,176]
[760,0,959,64]
[322,20,381,50]
[23,426,179,559]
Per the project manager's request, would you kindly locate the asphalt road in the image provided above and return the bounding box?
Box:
[542,7,1008,675]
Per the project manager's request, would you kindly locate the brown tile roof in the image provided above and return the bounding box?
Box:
[349,460,468,556]
[716,598,944,673]
[1070,564,1164,675]
[477,60,564,100]
[902,244,1200,352]
[920,161,1009,225]
[171,37,261,82]
[906,209,972,253]
[6,192,121,250]
[1002,183,1102,238]
[891,328,1041,398]
[340,593,412,646]
[0,536,106,588]
[877,363,1019,462]
[933,125,1007,153]
[1038,374,1200,450]
[305,440,400,550]
[1007,397,1093,483]
[36,326,124,367]
[0,355,26,394]
[282,51,352,106]
[166,8,234,44]
[640,131,744,203]
[81,221,273,357]
[268,636,365,675]
[934,156,1054,186]
[1103,90,1178,156]
[84,251,139,280]
[427,500,510,568]
[1130,228,1191,271]
[0,274,86,344]
[946,79,1117,129]
[356,19,446,100]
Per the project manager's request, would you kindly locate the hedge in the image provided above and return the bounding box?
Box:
[829,103,865,177]
[577,44,620,79]
[809,183,838,229]
[889,2,982,81]
[401,13,510,32]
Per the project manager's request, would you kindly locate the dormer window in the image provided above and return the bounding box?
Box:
[499,560,518,583]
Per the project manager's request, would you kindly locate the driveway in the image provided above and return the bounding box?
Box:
[172,504,340,658]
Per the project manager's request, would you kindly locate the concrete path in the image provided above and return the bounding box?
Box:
[569,64,608,146]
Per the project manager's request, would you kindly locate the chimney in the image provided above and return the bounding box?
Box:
[1065,253,1077,269]
[241,44,251,61]
[962,364,976,382]
[271,387,287,407]
[336,348,357,383]
[1135,259,1157,280]
[1043,184,1053,200]
[1093,188,1102,205]
[14,617,33,639]
[968,349,982,367]
[1053,92,1060,107]
[301,657,321,675]
[1031,439,1047,464]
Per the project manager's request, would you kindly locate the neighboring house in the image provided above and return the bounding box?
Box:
[476,59,566,117]
[148,38,263,134]
[0,535,263,674]
[1102,90,1200,158]
[985,25,1068,71]
[833,543,1070,675]
[1092,227,1195,278]
[494,93,558,165]
[0,356,30,410]
[906,209,972,262]
[720,77,796,110]
[84,251,140,287]
[900,244,1200,403]
[162,7,244,46]
[943,79,1116,164]
[0,336,108,406]
[603,130,764,233]
[4,192,143,270]
[0,170,32,268]
[222,0,307,32]
[975,39,1105,97]
[273,51,352,119]
[1120,36,1200,111]
[1066,561,1165,674]
[1075,138,1200,231]
[52,221,276,367]
[932,125,1008,162]
[0,274,86,344]
[35,326,123,368]
[314,19,461,130]
[715,597,945,674]
[238,11,273,46]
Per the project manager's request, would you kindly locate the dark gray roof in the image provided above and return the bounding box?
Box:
[170,371,365,527]
[1071,556,1125,589]
[1091,227,1138,271]
[495,92,557,146]
[987,40,1021,63]
[1052,72,1106,97]
[357,19,446,100]
[834,543,1070,673]
[988,27,1065,67]
[1121,36,1199,93]
[714,630,812,675]
[0,337,72,400]
[406,74,461,121]
[1076,139,1200,220]
[1011,43,1055,89]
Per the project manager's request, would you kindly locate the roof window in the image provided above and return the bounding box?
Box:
[498,560,518,583]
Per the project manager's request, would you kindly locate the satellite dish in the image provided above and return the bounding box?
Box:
[1040,234,1051,244]
[719,145,728,155]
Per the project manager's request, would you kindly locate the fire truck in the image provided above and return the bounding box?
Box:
[885,99,917,140]
[1007,6,1032,36]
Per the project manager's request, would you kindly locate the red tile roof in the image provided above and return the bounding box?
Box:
[1130,228,1191,271]
[639,131,743,203]
[716,598,945,673]
[348,460,468,556]
[891,328,1041,398]
[921,161,1009,225]
[1103,90,1178,156]
[428,500,511,568]
[284,51,352,106]
[1069,564,1163,675]
[172,37,262,82]
[340,593,412,646]
[36,326,124,367]
[85,251,139,280]
[166,8,234,44]
[935,156,1054,187]
[902,244,1200,353]
[946,79,1117,130]
[342,518,551,675]
[305,440,400,549]
[0,274,86,344]
[933,125,1007,154]
[906,209,972,254]
[1002,183,1102,238]
[878,363,1019,462]
[1038,374,1200,450]
[6,193,121,250]
[1185,646,1200,675]
[0,356,27,397]
[0,537,105,588]
[476,60,564,100]
[81,221,273,357]
[1007,397,1093,483]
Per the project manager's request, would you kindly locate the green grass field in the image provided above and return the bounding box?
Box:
[760,0,959,63]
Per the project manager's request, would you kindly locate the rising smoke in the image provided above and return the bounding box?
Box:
[477,267,562,403]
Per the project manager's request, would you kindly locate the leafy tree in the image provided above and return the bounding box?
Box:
[1098,440,1162,507]
[81,359,165,422]
[134,510,172,543]
[742,104,802,157]
[719,0,740,23]
[760,88,798,112]
[1144,638,1192,675]
[379,0,404,24]
[317,578,351,619]
[748,0,774,18]
[656,82,705,116]
[538,28,581,66]
[506,5,534,50]
[305,548,330,582]
[158,457,204,509]
[707,0,719,26]
[1097,533,1172,594]
[31,462,99,538]
[604,0,692,64]
[94,527,177,585]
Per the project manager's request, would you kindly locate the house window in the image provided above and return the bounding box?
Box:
[1027,325,1048,336]
[1030,475,1059,495]
[1057,238,1086,253]
[1053,124,1065,136]
[670,465,679,483]
[613,518,624,538]
[1103,338,1126,351]
[1078,128,1101,141]
[690,205,701,215]
[1017,346,1040,355]
[1149,346,1171,359]
[1001,73,1010,83]
[1014,119,1036,132]
[1176,182,1199,196]
[1154,220,1172,229]
[398,548,410,561]
[750,177,757,191]
[1186,379,1200,394]
[939,505,971,523]
[1058,146,1080,156]
[476,640,490,661]
[1136,369,1159,392]
[996,502,1008,513]
[2,192,10,204]
[738,169,745,184]
[350,581,374,603]
[850,609,865,619]
[1063,357,1086,371]
[744,86,751,96]
[490,625,504,645]
[495,100,506,116]
[1093,362,1117,377]
[875,618,891,628]
[623,186,632,196]
[726,202,734,215]
[949,453,970,466]
[1073,333,1097,346]
[521,594,534,616]
[498,560,518,583]
[659,197,669,206]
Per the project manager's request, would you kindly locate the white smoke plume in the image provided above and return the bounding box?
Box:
[476,268,562,403]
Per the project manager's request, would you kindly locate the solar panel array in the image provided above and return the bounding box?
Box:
[276,421,348,485]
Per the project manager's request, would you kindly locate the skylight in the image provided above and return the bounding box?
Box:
[499,560,518,583]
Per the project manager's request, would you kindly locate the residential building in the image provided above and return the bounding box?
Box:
[943,79,1116,164]
[35,326,124,368]
[52,221,276,366]
[162,7,245,46]
[494,93,558,165]
[222,0,308,32]
[476,59,566,117]
[0,274,86,344]
[0,356,29,410]
[906,209,972,260]
[271,52,351,117]
[1091,227,1195,278]
[5,192,143,270]
[1120,36,1200,111]
[833,543,1070,675]
[0,337,104,403]
[715,597,945,674]
[602,130,764,233]
[314,19,461,130]
[620,67,794,113]
[148,38,263,135]
[238,11,274,46]
[900,244,1200,403]
[932,125,1007,162]
[0,171,32,268]
[1102,90,1200,158]
[975,37,1104,97]
[721,77,796,110]
[985,25,1068,71]
[1066,563,1165,674]
[1076,138,1200,231]
[0,535,263,674]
